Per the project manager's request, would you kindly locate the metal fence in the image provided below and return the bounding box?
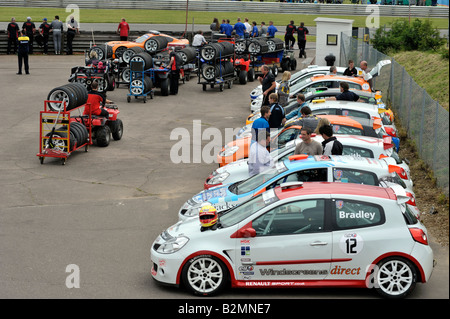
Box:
[340,32,449,195]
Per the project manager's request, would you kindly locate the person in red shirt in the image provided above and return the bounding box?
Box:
[117,18,130,41]
[83,81,112,117]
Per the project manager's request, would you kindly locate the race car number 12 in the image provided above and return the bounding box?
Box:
[340,234,364,255]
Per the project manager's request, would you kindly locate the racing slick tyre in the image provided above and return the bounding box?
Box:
[144,36,170,53]
[178,47,196,64]
[130,52,154,71]
[247,68,255,82]
[372,256,418,299]
[70,121,88,146]
[94,125,111,147]
[66,83,89,104]
[234,39,247,54]
[200,42,233,61]
[281,59,290,72]
[109,118,123,141]
[181,255,228,296]
[239,70,247,85]
[290,58,297,71]
[160,78,170,96]
[120,67,131,83]
[266,37,284,53]
[45,130,75,152]
[89,44,113,60]
[130,75,153,95]
[114,46,127,60]
[106,74,115,91]
[247,38,269,55]
[122,47,145,64]
[47,84,87,112]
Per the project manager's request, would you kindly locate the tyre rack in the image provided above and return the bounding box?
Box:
[250,50,285,78]
[197,39,237,92]
[127,60,155,103]
[37,100,92,165]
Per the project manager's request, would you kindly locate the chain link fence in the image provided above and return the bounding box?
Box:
[340,32,449,195]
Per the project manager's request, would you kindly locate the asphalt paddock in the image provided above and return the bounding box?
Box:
[0,53,447,300]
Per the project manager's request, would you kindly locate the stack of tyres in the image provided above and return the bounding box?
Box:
[178,47,197,64]
[200,42,234,61]
[201,61,234,81]
[47,83,89,112]
[130,52,154,71]
[144,36,170,53]
[122,47,145,64]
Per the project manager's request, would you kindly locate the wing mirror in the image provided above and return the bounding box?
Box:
[237,227,256,238]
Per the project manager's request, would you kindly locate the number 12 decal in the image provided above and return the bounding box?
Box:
[340,233,364,255]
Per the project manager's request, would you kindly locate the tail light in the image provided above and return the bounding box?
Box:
[409,228,428,245]
[382,135,393,150]
[405,191,417,206]
[388,165,408,180]
[384,126,397,137]
[372,118,382,130]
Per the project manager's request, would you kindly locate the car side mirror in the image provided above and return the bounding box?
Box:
[237,227,256,238]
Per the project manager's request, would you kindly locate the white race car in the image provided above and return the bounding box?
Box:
[180,155,414,221]
[151,182,434,298]
[249,65,346,100]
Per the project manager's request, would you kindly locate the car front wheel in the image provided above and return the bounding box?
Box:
[373,257,417,299]
[182,255,227,296]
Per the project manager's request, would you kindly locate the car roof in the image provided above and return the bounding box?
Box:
[306,88,379,98]
[310,100,379,111]
[284,155,388,170]
[310,75,368,84]
[274,181,396,201]
[316,114,364,128]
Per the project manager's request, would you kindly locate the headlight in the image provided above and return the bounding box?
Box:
[208,172,230,184]
[219,146,239,157]
[156,236,189,254]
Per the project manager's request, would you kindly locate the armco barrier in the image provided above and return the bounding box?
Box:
[0,0,448,18]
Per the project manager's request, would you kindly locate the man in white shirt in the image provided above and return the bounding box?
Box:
[244,18,252,38]
[248,131,273,177]
[192,30,207,47]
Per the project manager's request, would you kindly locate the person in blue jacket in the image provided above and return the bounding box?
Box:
[233,18,246,38]
[250,21,259,37]
[267,21,278,37]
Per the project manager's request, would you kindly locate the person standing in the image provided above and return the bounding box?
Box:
[258,65,276,106]
[250,21,259,38]
[233,18,246,39]
[17,31,30,75]
[210,18,220,32]
[50,15,63,55]
[284,20,296,49]
[268,93,286,129]
[225,19,233,37]
[167,47,180,95]
[297,22,309,58]
[343,59,357,77]
[294,127,323,156]
[66,16,79,55]
[251,105,271,144]
[22,17,36,54]
[117,18,130,41]
[260,22,268,37]
[267,21,278,37]
[7,17,20,55]
[278,71,291,107]
[243,18,252,38]
[39,18,51,54]
[319,124,343,156]
[248,131,273,177]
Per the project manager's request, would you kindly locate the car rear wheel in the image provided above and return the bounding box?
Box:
[182,255,227,296]
[373,257,417,299]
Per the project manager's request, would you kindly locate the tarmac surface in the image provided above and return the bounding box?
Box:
[0,47,448,301]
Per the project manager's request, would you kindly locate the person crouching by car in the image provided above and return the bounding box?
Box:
[84,81,112,118]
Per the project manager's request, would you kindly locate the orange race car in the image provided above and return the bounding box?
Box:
[97,30,189,60]
[216,115,383,167]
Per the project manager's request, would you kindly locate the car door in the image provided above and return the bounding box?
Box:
[234,198,332,281]
[328,197,387,281]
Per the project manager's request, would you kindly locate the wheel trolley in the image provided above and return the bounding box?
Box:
[37,100,92,165]
[127,60,155,103]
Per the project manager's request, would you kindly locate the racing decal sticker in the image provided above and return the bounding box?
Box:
[201,187,227,201]
[336,200,344,210]
[241,246,251,256]
[362,83,370,91]
[332,125,340,133]
[339,233,364,255]
[334,169,343,180]
[342,110,349,116]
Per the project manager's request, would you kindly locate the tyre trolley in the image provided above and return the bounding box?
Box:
[37,100,92,165]
[127,60,155,103]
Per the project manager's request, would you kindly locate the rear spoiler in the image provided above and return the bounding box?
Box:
[388,183,410,204]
